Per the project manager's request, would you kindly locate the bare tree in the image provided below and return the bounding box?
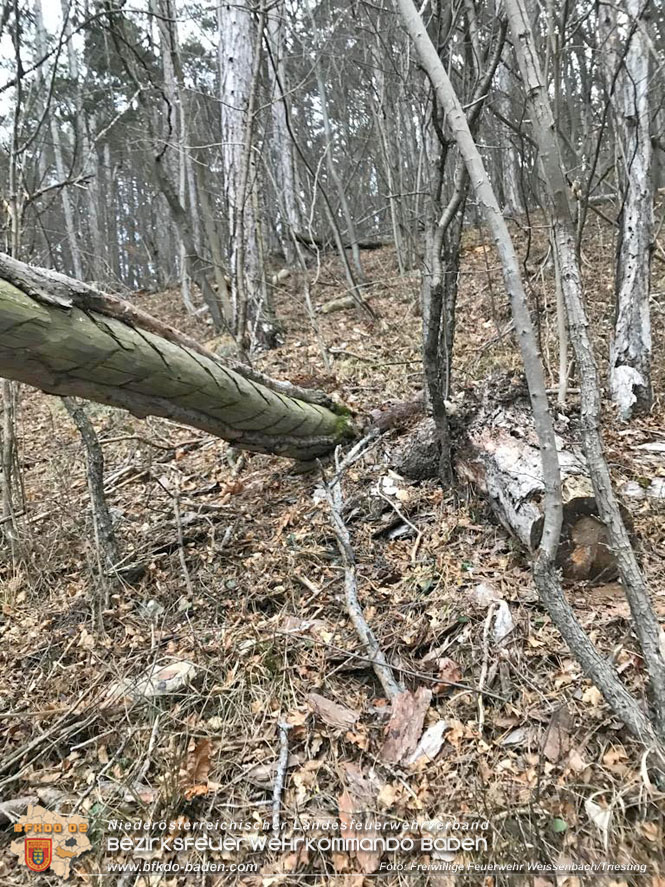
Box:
[504,0,665,739]
[608,0,654,419]
[218,0,268,344]
[394,0,664,749]
[266,1,302,262]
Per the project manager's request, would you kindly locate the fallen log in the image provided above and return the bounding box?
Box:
[392,379,632,581]
[318,294,358,315]
[294,231,394,252]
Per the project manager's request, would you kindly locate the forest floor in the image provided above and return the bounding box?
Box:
[1,215,665,885]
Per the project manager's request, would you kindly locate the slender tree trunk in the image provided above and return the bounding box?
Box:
[34,0,83,279]
[504,0,665,739]
[496,62,524,215]
[62,396,120,626]
[266,3,301,262]
[218,0,265,341]
[609,0,653,419]
[82,120,105,284]
[394,0,662,748]
[421,12,505,487]
[1,379,19,557]
[371,32,405,275]
[156,0,202,314]
[304,1,364,282]
[194,156,233,322]
[101,143,120,282]
[316,65,365,281]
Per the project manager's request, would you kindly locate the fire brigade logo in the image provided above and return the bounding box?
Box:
[25,838,52,873]
[10,805,91,877]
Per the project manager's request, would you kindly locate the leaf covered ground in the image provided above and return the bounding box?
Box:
[1,216,665,885]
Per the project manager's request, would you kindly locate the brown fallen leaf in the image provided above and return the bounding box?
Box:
[338,764,383,875]
[542,705,571,763]
[342,761,383,806]
[182,738,221,799]
[219,479,244,504]
[279,846,309,872]
[307,693,360,729]
[432,657,462,695]
[377,783,398,807]
[566,748,587,774]
[381,687,432,763]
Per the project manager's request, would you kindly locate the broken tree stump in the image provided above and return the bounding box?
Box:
[457,392,632,581]
[390,377,633,581]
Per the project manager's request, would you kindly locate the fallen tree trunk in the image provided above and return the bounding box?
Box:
[318,294,369,315]
[294,231,394,252]
[0,254,355,461]
[457,401,631,581]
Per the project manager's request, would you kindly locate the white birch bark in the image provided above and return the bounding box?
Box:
[609,0,653,419]
[218,0,261,335]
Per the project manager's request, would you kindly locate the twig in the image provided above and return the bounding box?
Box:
[376,489,423,564]
[219,525,234,550]
[325,430,381,490]
[137,715,161,784]
[0,711,100,790]
[324,444,403,700]
[270,629,508,701]
[477,603,497,733]
[272,722,291,834]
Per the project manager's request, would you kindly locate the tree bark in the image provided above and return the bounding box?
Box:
[496,62,524,215]
[266,2,302,262]
[457,391,633,581]
[609,0,653,419]
[218,0,264,339]
[0,254,354,461]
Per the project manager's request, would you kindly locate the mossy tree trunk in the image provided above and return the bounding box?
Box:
[0,254,355,461]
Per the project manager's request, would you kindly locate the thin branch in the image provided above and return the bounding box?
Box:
[272,722,291,833]
[324,444,403,700]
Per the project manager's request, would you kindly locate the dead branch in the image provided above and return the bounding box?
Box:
[324,443,403,701]
[272,721,291,834]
